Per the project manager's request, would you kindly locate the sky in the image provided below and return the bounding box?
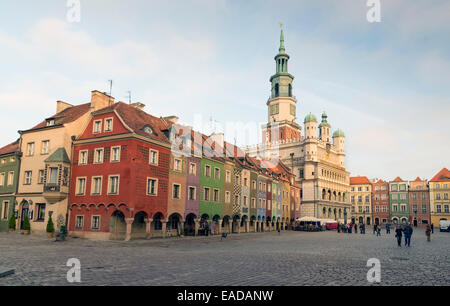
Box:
[0,0,449,181]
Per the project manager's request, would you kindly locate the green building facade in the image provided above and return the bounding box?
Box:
[389,178,410,224]
[199,157,224,221]
[0,140,20,232]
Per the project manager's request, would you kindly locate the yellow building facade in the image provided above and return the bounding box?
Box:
[350,176,372,225]
[429,168,450,227]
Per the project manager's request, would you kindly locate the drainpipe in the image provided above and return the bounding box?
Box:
[65,135,76,234]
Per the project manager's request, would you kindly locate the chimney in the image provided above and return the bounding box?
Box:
[164,116,179,124]
[210,132,224,147]
[56,101,73,114]
[130,102,145,110]
[91,90,114,111]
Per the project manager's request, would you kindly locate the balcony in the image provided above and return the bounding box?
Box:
[43,184,68,204]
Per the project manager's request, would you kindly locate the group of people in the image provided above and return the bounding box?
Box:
[337,221,435,247]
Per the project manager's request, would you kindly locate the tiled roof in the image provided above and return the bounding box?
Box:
[413,177,422,182]
[430,168,450,182]
[350,176,371,185]
[29,103,91,131]
[0,139,19,156]
[393,176,403,182]
[98,102,172,144]
[374,179,386,184]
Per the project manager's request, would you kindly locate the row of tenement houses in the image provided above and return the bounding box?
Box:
[0,91,301,240]
[350,172,450,228]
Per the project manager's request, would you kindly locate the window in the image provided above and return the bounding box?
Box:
[422,193,427,200]
[225,171,231,183]
[147,178,158,195]
[150,150,159,165]
[365,206,370,213]
[267,200,271,210]
[94,148,104,164]
[0,173,4,186]
[235,195,240,205]
[393,205,398,212]
[213,189,219,202]
[358,187,362,191]
[445,205,449,213]
[204,188,210,201]
[173,184,181,199]
[27,142,35,156]
[205,165,211,177]
[412,193,417,200]
[351,196,355,203]
[243,196,248,206]
[391,184,397,191]
[36,204,46,221]
[225,191,230,203]
[174,159,182,171]
[252,181,256,189]
[76,178,86,195]
[24,171,32,185]
[214,168,220,179]
[412,205,418,212]
[436,184,440,189]
[38,170,45,184]
[93,120,102,133]
[48,167,58,184]
[75,216,84,229]
[91,176,102,195]
[79,150,88,165]
[41,140,50,154]
[366,187,369,191]
[270,103,279,115]
[358,196,362,203]
[444,184,448,189]
[400,184,406,191]
[2,201,9,220]
[437,205,442,213]
[235,175,239,184]
[375,206,380,212]
[104,118,113,132]
[422,205,427,213]
[400,205,406,212]
[382,206,387,212]
[244,177,248,187]
[111,146,121,162]
[444,193,449,200]
[358,206,362,213]
[365,195,370,203]
[189,163,196,175]
[351,187,355,192]
[188,187,196,200]
[436,194,441,200]
[108,176,119,194]
[91,216,100,230]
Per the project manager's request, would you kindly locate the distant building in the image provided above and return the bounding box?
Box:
[0,140,20,232]
[389,177,409,224]
[371,179,390,225]
[429,168,450,226]
[350,176,372,225]
[408,177,430,227]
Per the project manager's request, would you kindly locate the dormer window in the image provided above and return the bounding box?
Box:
[46,119,56,126]
[93,120,102,134]
[104,118,113,132]
[143,125,153,134]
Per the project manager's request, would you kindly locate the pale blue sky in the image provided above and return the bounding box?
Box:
[0,0,449,181]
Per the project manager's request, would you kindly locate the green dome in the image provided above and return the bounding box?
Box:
[333,129,345,137]
[319,111,330,127]
[304,113,317,123]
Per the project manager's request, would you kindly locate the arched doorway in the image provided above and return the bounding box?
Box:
[131,211,148,239]
[168,213,182,236]
[413,218,418,227]
[110,210,126,240]
[250,216,256,232]
[241,215,248,232]
[358,217,363,224]
[20,201,30,230]
[152,212,164,233]
[392,217,398,224]
[375,218,380,225]
[200,214,209,236]
[212,215,221,235]
[222,215,231,234]
[401,217,408,224]
[184,213,196,236]
[366,217,371,225]
[232,215,240,233]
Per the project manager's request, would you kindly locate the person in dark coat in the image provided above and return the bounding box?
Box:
[373,224,377,234]
[205,222,210,236]
[431,223,434,234]
[426,224,431,242]
[386,223,390,234]
[395,225,403,247]
[355,223,358,234]
[404,223,413,247]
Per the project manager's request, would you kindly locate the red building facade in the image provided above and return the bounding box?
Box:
[68,101,173,240]
[371,179,390,225]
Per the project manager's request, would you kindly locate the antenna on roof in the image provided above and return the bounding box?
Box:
[209,116,219,134]
[126,91,132,104]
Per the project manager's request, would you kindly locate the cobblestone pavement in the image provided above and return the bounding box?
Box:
[1,228,449,286]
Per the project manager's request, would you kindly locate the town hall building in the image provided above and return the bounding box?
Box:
[246,29,351,223]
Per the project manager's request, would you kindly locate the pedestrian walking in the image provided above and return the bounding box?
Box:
[431,223,434,234]
[404,223,413,247]
[205,222,210,237]
[395,225,403,247]
[376,225,381,236]
[426,224,431,242]
[386,223,390,234]
[355,223,358,234]
[373,224,377,235]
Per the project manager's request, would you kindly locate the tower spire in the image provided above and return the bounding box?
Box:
[279,27,286,54]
